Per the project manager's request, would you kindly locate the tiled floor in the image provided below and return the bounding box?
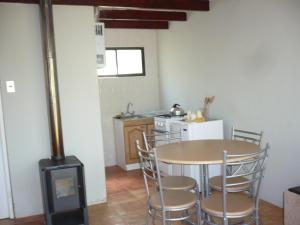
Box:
[0,166,283,225]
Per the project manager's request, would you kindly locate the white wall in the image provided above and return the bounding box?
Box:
[0,3,106,217]
[158,0,300,207]
[53,4,106,206]
[98,29,160,166]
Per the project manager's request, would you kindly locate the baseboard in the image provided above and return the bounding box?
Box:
[13,214,44,223]
[87,198,107,206]
[11,202,108,222]
[260,199,283,209]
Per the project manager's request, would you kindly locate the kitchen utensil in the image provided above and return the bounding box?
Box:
[170,104,185,116]
[202,96,215,118]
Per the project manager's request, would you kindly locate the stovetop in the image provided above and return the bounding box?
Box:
[155,113,186,119]
[154,114,186,124]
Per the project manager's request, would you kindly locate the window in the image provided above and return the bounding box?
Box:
[97,47,145,77]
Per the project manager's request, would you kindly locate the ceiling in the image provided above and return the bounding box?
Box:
[0,0,210,29]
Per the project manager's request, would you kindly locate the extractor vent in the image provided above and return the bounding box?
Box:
[95,22,105,69]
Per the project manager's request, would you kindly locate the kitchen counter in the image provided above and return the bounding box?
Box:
[114,110,169,121]
[115,116,154,127]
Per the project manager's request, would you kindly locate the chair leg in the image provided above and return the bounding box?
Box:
[162,210,167,225]
[151,209,156,225]
[255,210,260,225]
[195,184,202,225]
[167,211,171,225]
[196,201,201,225]
[223,218,228,225]
[145,212,151,225]
[207,214,211,224]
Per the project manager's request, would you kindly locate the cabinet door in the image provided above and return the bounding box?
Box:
[147,124,154,136]
[145,123,155,147]
[124,125,147,164]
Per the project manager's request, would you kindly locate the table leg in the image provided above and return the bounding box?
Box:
[204,165,209,197]
[199,165,209,198]
[170,164,173,176]
[199,165,205,199]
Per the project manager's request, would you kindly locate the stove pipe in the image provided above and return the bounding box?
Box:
[40,0,65,160]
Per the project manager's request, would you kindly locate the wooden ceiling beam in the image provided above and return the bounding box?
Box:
[100,20,169,29]
[0,0,38,3]
[99,9,186,21]
[95,0,209,11]
[0,0,95,4]
[0,0,209,11]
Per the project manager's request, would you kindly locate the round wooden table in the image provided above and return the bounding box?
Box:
[157,139,260,197]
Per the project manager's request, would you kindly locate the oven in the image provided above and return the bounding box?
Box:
[153,115,184,176]
[154,115,184,146]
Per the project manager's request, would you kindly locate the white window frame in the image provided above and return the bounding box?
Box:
[97,47,146,78]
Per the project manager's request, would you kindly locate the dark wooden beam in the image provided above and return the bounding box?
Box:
[96,0,209,11]
[0,0,95,4]
[99,9,186,21]
[0,0,38,3]
[0,0,209,11]
[100,20,169,29]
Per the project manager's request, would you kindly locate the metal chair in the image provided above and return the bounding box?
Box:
[136,142,201,225]
[143,130,182,150]
[201,144,269,225]
[142,131,198,192]
[143,130,183,176]
[232,127,263,146]
[209,127,263,192]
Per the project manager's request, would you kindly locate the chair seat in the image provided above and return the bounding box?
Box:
[161,176,196,190]
[201,192,254,218]
[209,176,250,191]
[150,190,197,211]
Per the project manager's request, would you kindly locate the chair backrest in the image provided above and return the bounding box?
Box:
[143,130,182,150]
[136,140,166,205]
[232,127,263,146]
[221,144,269,220]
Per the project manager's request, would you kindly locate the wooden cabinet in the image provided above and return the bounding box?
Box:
[147,123,154,137]
[114,117,154,170]
[124,125,147,164]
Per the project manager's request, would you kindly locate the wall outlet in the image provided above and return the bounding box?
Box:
[6,81,15,93]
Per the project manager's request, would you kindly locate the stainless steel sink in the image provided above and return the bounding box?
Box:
[114,114,145,120]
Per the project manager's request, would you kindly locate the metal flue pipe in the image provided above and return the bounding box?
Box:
[39,0,65,160]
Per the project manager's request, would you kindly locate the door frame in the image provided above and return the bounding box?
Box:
[0,88,14,219]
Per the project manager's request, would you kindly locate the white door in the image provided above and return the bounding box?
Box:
[0,139,9,219]
[0,87,10,219]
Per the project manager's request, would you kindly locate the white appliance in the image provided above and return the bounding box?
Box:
[154,116,224,188]
[154,115,185,174]
[154,114,184,146]
[154,114,184,133]
[95,22,105,69]
[170,120,223,141]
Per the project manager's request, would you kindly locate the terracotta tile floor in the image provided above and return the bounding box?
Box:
[0,166,283,225]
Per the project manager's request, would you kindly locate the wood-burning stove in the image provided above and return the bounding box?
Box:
[39,156,88,225]
[38,0,89,224]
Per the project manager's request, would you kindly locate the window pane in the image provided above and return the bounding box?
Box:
[97,50,117,76]
[117,49,144,75]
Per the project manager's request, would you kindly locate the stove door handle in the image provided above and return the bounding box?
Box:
[152,129,168,134]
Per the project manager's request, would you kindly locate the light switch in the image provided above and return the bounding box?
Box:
[6,81,15,93]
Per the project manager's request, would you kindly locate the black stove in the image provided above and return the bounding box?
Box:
[39,156,88,225]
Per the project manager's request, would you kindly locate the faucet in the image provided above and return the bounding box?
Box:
[126,102,135,115]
